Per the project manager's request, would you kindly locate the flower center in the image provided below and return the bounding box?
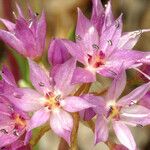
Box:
[43,92,61,110]
[108,106,121,120]
[87,51,105,68]
[13,114,26,129]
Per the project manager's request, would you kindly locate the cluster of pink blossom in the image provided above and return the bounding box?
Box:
[0,0,150,150]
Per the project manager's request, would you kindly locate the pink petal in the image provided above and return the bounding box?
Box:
[35,10,46,57]
[7,88,42,112]
[62,39,86,64]
[108,49,150,69]
[117,82,150,107]
[0,18,15,32]
[94,116,108,144]
[61,96,93,112]
[106,66,126,101]
[139,92,150,109]
[91,0,104,34]
[121,105,150,126]
[27,108,50,131]
[48,38,71,65]
[15,18,36,58]
[71,67,96,84]
[1,66,16,86]
[54,58,76,96]
[100,15,123,55]
[117,29,150,49]
[16,3,25,18]
[0,29,26,55]
[102,0,114,32]
[113,121,136,150]
[50,109,73,144]
[28,59,53,95]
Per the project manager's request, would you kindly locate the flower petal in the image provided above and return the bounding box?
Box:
[113,121,136,150]
[0,29,26,54]
[71,67,96,84]
[35,10,46,57]
[100,15,123,55]
[54,58,76,96]
[121,105,150,126]
[94,116,108,144]
[0,18,15,32]
[27,108,50,131]
[117,82,150,107]
[7,88,42,112]
[48,38,71,65]
[91,0,104,34]
[28,59,53,95]
[106,66,126,101]
[50,109,73,144]
[1,66,16,86]
[62,39,86,64]
[117,29,150,49]
[61,96,93,112]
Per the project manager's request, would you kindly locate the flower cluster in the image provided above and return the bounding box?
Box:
[0,0,150,150]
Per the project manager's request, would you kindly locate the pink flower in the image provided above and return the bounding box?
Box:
[88,68,150,150]
[0,3,46,59]
[55,0,150,84]
[1,59,93,144]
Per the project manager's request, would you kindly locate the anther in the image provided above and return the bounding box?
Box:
[92,44,99,50]
[0,129,8,134]
[13,92,22,99]
[13,130,19,136]
[107,40,112,46]
[75,34,82,41]
[39,82,45,86]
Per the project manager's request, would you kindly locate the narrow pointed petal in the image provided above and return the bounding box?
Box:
[102,0,114,31]
[94,116,108,144]
[117,82,150,107]
[15,18,36,57]
[48,39,71,65]
[100,15,123,55]
[91,0,104,31]
[28,108,50,131]
[71,67,96,84]
[16,3,25,18]
[62,39,86,64]
[61,96,93,112]
[113,121,136,150]
[139,92,150,109]
[106,66,126,101]
[50,109,73,144]
[117,29,150,49]
[1,66,16,86]
[7,88,42,112]
[54,58,76,96]
[28,59,52,95]
[121,105,150,126]
[0,29,26,54]
[108,50,150,69]
[35,10,46,57]
[76,9,99,55]
[0,18,15,32]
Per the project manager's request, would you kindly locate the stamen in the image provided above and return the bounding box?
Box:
[39,82,45,86]
[92,44,99,50]
[75,34,82,41]
[13,92,22,99]
[0,129,8,134]
[107,40,112,46]
[13,130,19,136]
